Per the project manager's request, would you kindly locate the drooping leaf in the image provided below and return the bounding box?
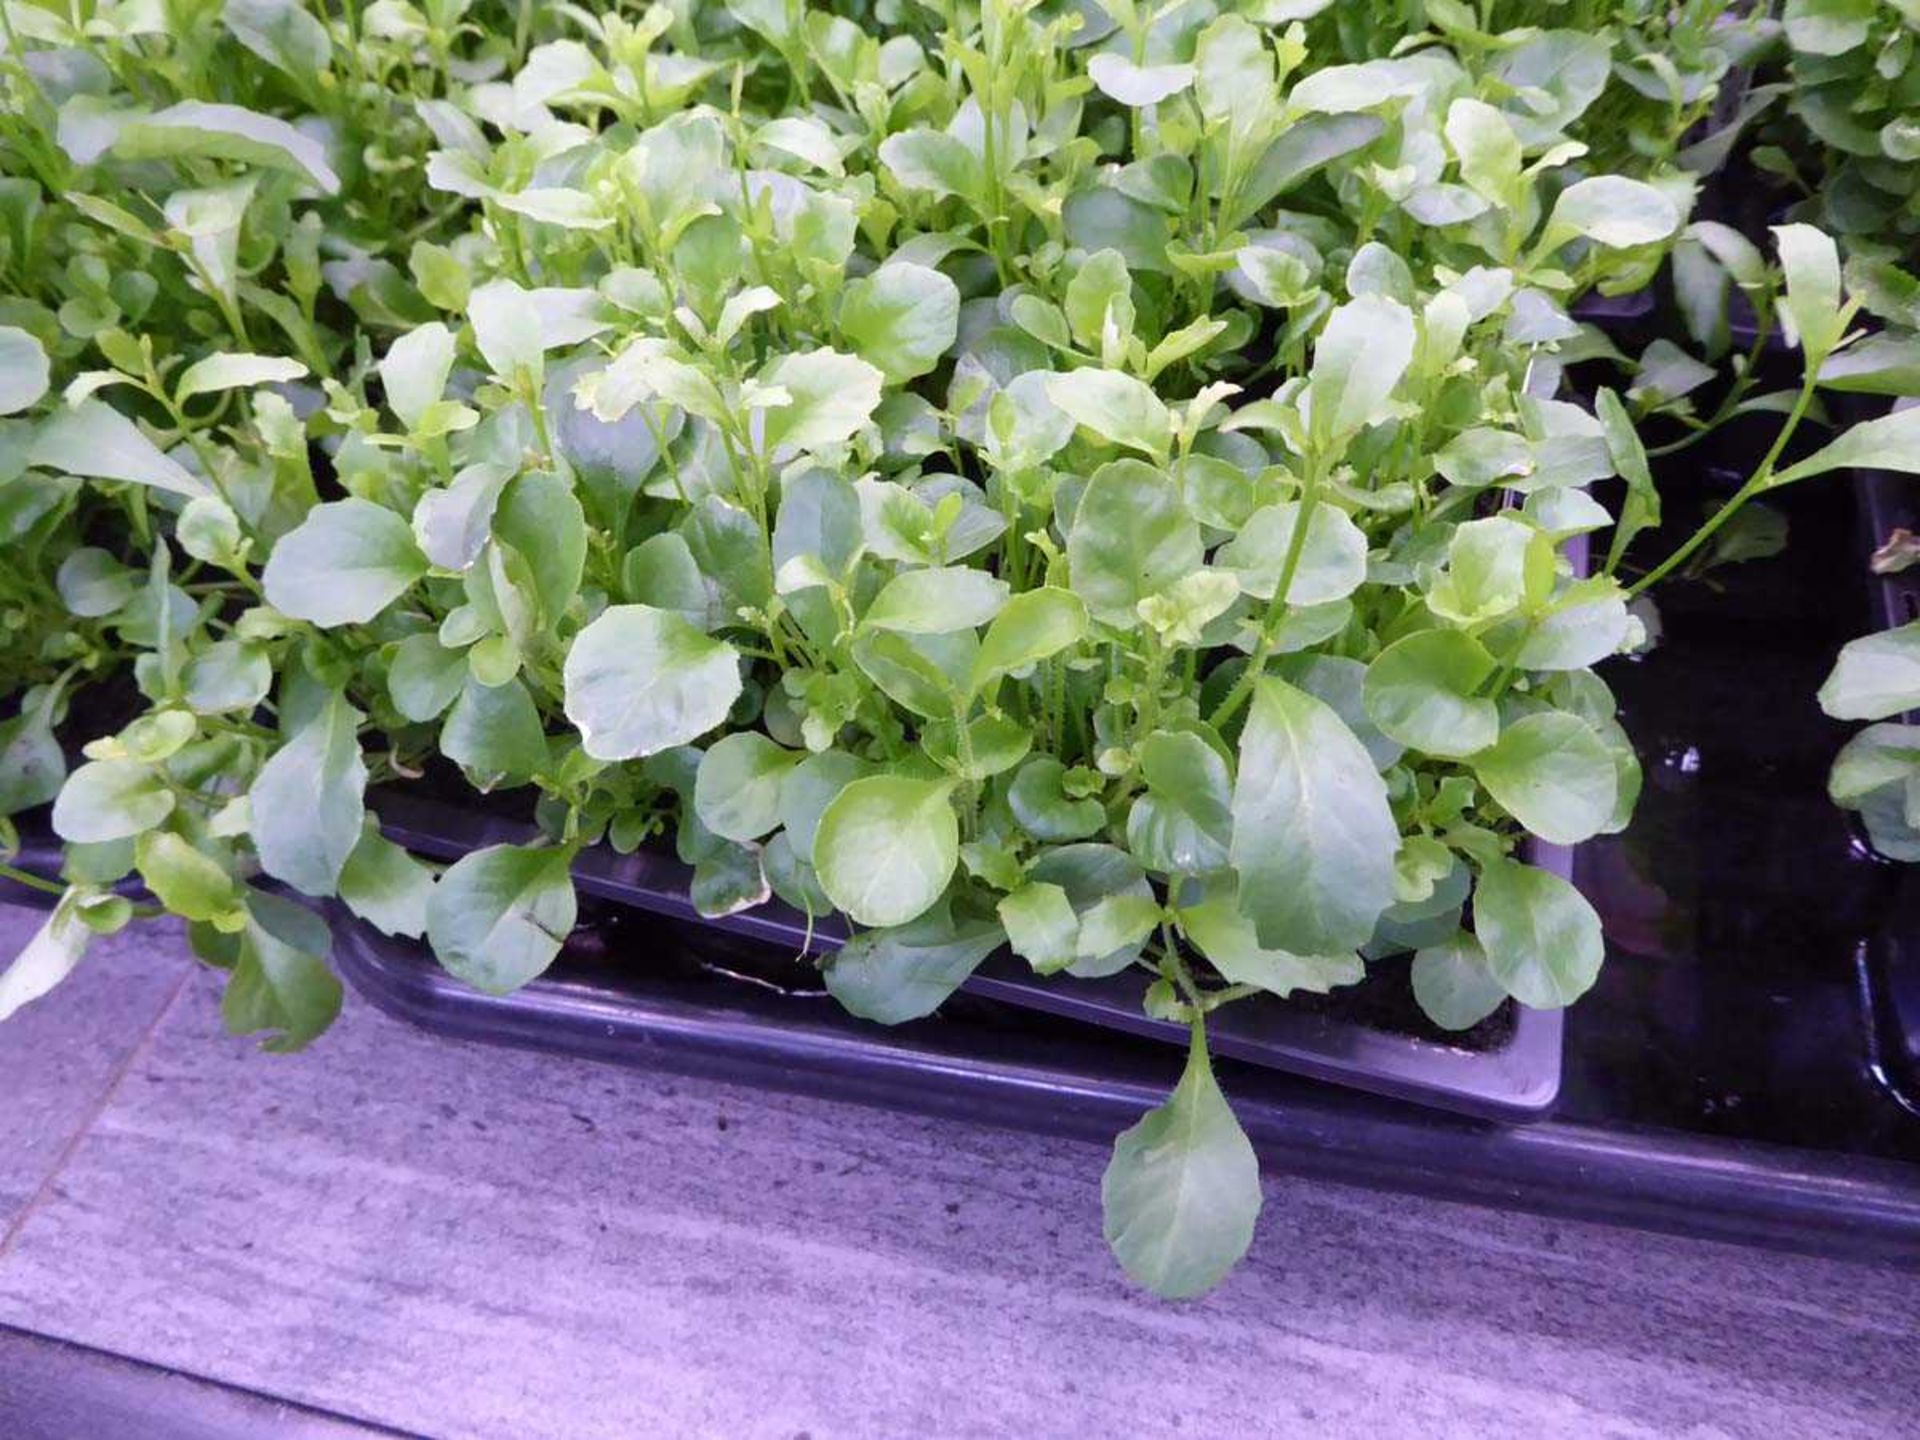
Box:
[425,843,577,995]
[249,691,366,896]
[1102,1024,1261,1301]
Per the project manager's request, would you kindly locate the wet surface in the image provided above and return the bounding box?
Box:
[1566,428,1920,1161]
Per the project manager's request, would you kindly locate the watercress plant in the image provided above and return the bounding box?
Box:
[3,0,1917,1299]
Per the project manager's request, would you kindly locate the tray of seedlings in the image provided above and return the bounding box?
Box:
[3,0,1919,1298]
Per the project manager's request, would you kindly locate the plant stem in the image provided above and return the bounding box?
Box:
[1627,373,1818,599]
[0,862,65,897]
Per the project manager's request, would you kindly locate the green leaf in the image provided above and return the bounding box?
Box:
[495,470,587,626]
[823,910,1000,1023]
[388,634,468,723]
[1471,712,1619,845]
[1066,460,1203,627]
[30,401,211,499]
[468,280,544,377]
[379,322,457,431]
[1819,621,1920,721]
[183,640,273,715]
[1411,931,1507,1031]
[1784,0,1876,54]
[0,326,50,415]
[1217,501,1368,604]
[441,676,547,786]
[250,691,366,896]
[0,691,65,815]
[1473,856,1604,1008]
[814,774,959,928]
[1008,758,1107,843]
[695,732,801,841]
[1126,731,1233,875]
[115,101,341,193]
[779,752,875,864]
[425,843,577,995]
[1064,249,1134,354]
[175,352,307,402]
[1829,723,1920,805]
[864,566,1009,634]
[263,499,428,627]
[1771,222,1846,362]
[136,830,240,924]
[223,0,333,79]
[221,890,341,1052]
[998,881,1080,971]
[1181,882,1362,996]
[0,900,91,1022]
[1427,515,1539,626]
[759,348,885,452]
[1543,177,1681,250]
[970,588,1087,696]
[1102,1025,1261,1301]
[52,759,175,843]
[1044,370,1172,458]
[563,604,743,760]
[338,824,434,940]
[1307,295,1414,446]
[1772,409,1920,489]
[1362,630,1499,758]
[1088,53,1194,106]
[1229,677,1398,954]
[877,129,983,203]
[839,262,960,382]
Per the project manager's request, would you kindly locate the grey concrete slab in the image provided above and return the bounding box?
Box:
[0,916,1915,1439]
[0,905,187,1237]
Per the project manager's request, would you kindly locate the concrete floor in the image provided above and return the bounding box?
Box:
[0,900,1915,1439]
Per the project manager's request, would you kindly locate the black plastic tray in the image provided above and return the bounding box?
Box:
[330,908,1920,1264]
[1853,461,1920,1112]
[369,790,1569,1122]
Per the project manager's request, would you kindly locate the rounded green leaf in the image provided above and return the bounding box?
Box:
[1819,620,1920,721]
[864,566,1009,634]
[1066,460,1203,627]
[1472,711,1618,845]
[1044,369,1172,458]
[563,604,742,761]
[823,911,1000,1023]
[1410,931,1507,1031]
[440,675,548,786]
[759,348,885,452]
[1126,732,1233,876]
[839,262,960,382]
[1102,1026,1261,1300]
[425,843,577,995]
[1363,630,1499,758]
[0,326,50,415]
[1217,501,1368,604]
[970,588,1088,695]
[52,759,175,844]
[1473,856,1604,1009]
[263,499,428,628]
[695,732,801,842]
[814,774,959,928]
[1546,176,1681,250]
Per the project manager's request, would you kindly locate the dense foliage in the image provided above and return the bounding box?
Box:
[1,0,1915,1297]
